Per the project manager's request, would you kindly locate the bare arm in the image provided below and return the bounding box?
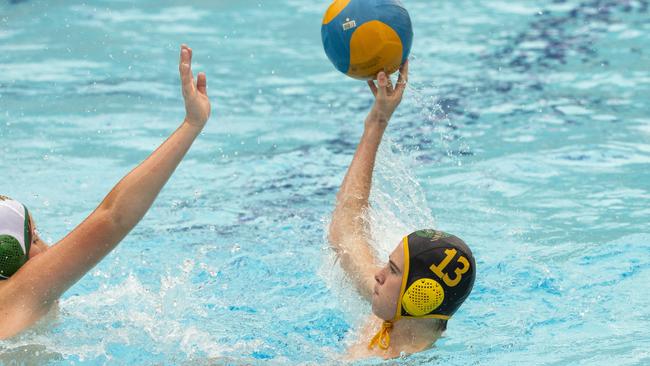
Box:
[328,62,409,300]
[0,45,211,338]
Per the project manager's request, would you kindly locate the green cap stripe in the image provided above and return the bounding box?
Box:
[23,205,31,256]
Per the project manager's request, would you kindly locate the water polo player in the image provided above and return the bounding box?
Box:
[0,45,210,339]
[328,62,476,359]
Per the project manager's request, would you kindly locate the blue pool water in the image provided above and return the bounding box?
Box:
[1,0,649,364]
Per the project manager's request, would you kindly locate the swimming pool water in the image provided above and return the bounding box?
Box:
[1,0,649,365]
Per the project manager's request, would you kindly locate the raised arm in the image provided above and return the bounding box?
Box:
[0,45,211,338]
[328,62,409,300]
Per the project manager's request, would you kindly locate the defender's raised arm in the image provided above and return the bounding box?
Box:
[0,45,211,339]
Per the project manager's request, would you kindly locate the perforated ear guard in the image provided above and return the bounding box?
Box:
[0,197,31,279]
[402,278,445,316]
[0,235,27,278]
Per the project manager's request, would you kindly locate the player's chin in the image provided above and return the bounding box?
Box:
[371,301,391,321]
[370,300,380,317]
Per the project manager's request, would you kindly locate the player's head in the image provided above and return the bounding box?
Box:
[369,229,476,349]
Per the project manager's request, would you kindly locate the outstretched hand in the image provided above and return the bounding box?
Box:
[366,60,409,126]
[179,44,211,128]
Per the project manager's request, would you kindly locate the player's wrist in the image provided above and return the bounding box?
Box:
[369,105,393,123]
[182,117,206,132]
[362,122,386,143]
[365,110,389,131]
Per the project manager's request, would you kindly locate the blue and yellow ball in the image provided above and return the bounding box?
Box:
[321,0,413,80]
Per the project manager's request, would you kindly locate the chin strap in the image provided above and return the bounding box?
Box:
[368,321,394,350]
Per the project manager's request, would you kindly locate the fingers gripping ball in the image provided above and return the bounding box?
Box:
[321,0,413,80]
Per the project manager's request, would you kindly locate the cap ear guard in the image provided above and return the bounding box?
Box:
[0,234,28,279]
[0,197,32,279]
[402,278,445,317]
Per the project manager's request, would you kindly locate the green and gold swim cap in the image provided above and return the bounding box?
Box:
[369,229,476,350]
[0,196,32,279]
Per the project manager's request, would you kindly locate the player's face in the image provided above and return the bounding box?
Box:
[27,214,48,259]
[371,241,405,320]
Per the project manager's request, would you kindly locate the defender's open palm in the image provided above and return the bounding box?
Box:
[180,44,211,127]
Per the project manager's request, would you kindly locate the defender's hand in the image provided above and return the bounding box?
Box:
[366,60,409,126]
[179,44,211,128]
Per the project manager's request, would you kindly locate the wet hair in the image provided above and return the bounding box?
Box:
[430,319,448,334]
[438,319,448,332]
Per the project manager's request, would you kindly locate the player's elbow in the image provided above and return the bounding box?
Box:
[100,205,133,234]
[327,224,343,249]
[99,192,140,231]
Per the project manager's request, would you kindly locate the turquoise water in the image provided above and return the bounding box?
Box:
[1,0,649,364]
